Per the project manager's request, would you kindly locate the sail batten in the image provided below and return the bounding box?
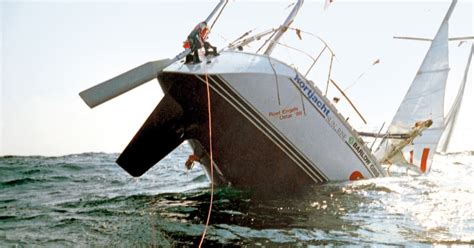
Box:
[375,1,457,172]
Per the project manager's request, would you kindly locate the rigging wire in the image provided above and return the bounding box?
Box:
[257,30,278,54]
[305,46,327,77]
[209,0,229,32]
[329,79,367,124]
[370,122,386,151]
[344,59,380,92]
[287,27,336,56]
[325,54,334,96]
[280,35,297,69]
[267,56,282,105]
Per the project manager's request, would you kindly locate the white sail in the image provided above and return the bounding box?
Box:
[375,1,457,173]
[438,44,473,153]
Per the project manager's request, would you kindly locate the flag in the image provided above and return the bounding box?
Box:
[296,29,302,40]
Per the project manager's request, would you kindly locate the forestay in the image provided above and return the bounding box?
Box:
[375,0,457,173]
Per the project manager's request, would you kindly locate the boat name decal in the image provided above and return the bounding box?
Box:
[348,137,380,176]
[294,75,330,117]
[293,74,379,177]
[268,107,303,120]
[293,74,347,140]
[348,137,371,165]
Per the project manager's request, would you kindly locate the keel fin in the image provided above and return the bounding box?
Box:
[117,94,185,177]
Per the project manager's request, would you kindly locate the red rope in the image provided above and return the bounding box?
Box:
[198,73,214,247]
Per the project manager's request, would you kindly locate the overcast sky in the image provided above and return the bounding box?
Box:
[1,0,472,156]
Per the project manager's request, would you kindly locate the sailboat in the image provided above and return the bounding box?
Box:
[372,0,473,173]
[438,44,473,154]
[79,0,468,194]
[79,0,385,194]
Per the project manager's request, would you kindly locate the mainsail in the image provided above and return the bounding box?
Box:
[374,0,457,172]
[438,44,473,153]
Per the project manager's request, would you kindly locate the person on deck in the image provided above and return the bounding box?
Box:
[185,22,219,64]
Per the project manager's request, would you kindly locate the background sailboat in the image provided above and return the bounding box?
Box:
[438,44,473,154]
[374,0,456,173]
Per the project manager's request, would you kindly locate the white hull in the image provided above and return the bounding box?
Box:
[164,51,385,183]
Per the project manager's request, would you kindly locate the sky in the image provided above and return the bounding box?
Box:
[1,0,473,156]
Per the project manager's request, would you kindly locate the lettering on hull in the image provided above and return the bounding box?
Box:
[348,137,380,177]
[293,74,380,177]
[268,106,303,120]
[294,75,330,117]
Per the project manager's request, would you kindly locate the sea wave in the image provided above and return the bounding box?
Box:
[0,148,473,246]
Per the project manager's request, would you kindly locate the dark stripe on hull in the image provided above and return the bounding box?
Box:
[158,72,322,194]
[203,75,328,183]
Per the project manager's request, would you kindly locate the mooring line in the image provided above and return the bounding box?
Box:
[198,72,215,247]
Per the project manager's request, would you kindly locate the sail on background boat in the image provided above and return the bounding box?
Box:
[374,1,457,172]
[438,44,473,154]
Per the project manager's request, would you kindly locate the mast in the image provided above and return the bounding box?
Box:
[205,0,228,24]
[264,0,304,55]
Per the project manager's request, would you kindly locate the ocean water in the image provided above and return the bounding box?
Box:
[1,144,473,247]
